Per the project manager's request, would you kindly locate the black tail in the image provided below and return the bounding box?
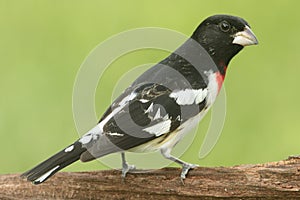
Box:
[21,141,86,184]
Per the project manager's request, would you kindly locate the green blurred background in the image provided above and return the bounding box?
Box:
[1,0,299,174]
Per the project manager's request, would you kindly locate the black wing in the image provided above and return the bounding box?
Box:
[80,52,210,161]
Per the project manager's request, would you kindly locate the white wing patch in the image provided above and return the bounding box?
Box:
[118,92,137,107]
[80,92,138,145]
[163,114,169,120]
[143,119,171,137]
[139,99,149,103]
[145,102,154,113]
[98,92,137,133]
[107,132,124,137]
[153,108,161,120]
[169,88,208,105]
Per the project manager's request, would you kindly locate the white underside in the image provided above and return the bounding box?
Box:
[159,109,209,151]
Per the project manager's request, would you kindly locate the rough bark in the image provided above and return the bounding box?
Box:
[1,156,300,200]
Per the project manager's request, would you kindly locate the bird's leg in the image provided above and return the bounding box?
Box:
[160,148,198,183]
[121,152,135,178]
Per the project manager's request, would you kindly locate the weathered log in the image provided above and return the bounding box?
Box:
[1,156,300,199]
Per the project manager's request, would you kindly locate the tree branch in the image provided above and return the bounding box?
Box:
[1,156,300,199]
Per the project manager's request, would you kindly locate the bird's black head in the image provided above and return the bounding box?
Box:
[191,14,258,72]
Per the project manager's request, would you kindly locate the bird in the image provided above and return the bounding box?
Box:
[21,14,258,184]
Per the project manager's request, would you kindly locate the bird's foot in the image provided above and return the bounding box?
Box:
[180,163,199,185]
[121,162,136,179]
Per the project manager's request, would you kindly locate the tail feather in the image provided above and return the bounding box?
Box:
[21,141,86,184]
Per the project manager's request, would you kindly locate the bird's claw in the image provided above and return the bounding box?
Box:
[121,162,136,179]
[180,163,199,184]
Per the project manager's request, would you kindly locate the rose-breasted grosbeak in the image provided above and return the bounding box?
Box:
[21,14,258,184]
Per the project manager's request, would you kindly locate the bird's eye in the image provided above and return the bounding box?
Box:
[219,21,231,32]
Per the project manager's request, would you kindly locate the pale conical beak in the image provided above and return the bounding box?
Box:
[232,25,258,46]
